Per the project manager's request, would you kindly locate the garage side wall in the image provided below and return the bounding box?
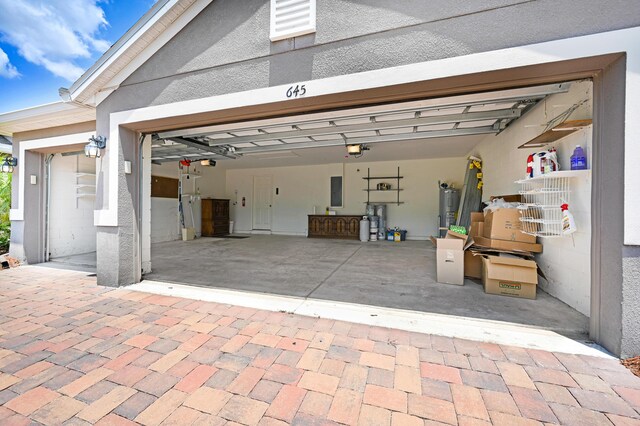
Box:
[470,82,593,316]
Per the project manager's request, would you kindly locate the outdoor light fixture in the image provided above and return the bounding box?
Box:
[84,135,107,158]
[1,156,17,173]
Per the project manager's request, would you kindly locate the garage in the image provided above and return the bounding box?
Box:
[141,80,592,340]
[4,1,638,357]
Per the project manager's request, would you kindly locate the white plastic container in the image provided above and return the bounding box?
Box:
[229,221,234,234]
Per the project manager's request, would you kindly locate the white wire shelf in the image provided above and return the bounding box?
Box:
[515,169,590,183]
[514,172,585,238]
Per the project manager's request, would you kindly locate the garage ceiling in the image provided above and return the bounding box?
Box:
[151,83,570,166]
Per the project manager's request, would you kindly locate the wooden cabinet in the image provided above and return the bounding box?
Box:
[202,199,230,237]
[308,215,361,240]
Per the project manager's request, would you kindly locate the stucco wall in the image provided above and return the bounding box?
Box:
[97,0,640,116]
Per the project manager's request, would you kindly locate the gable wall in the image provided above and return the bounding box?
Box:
[97,0,640,123]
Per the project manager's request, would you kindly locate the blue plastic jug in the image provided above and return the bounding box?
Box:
[570,145,587,170]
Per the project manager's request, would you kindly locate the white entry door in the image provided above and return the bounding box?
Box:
[252,176,273,230]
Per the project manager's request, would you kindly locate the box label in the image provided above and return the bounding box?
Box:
[499,282,522,290]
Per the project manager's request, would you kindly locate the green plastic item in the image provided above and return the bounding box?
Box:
[449,225,467,235]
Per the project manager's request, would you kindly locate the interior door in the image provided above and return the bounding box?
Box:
[252,176,273,230]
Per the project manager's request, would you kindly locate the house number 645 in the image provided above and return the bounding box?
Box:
[286,84,306,98]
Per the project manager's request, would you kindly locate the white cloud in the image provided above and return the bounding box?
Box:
[0,0,111,81]
[0,47,19,78]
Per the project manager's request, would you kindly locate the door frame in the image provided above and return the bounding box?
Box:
[252,175,273,231]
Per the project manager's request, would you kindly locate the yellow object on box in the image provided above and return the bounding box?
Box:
[394,232,401,242]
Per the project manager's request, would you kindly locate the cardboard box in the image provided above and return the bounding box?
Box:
[464,251,483,279]
[469,222,484,238]
[470,212,484,223]
[181,227,195,241]
[473,236,542,253]
[483,208,537,244]
[482,255,538,299]
[489,194,522,203]
[445,230,474,248]
[433,238,465,285]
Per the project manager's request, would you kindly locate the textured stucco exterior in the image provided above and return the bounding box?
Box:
[98,0,640,114]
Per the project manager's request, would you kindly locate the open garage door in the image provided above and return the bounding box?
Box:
[143,80,593,342]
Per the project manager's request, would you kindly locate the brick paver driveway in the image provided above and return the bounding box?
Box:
[0,267,639,425]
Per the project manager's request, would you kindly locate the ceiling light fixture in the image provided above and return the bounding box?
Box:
[346,144,369,157]
[1,156,17,173]
[84,136,107,158]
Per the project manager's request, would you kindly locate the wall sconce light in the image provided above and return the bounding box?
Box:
[1,156,17,173]
[84,135,107,158]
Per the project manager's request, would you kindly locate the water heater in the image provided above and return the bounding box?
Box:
[439,186,460,237]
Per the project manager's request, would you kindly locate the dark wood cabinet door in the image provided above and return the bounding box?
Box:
[308,215,360,240]
[347,217,360,236]
[309,216,322,235]
[335,217,348,236]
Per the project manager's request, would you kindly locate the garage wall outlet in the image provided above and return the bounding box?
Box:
[30,175,37,185]
[124,161,132,174]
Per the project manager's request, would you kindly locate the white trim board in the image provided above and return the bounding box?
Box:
[131,279,613,358]
[10,131,96,222]
[99,26,640,246]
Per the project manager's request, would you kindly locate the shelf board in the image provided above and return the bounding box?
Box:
[515,169,590,183]
[363,176,403,180]
[75,173,96,177]
[76,193,96,198]
[363,201,405,204]
[363,189,403,192]
[518,119,592,149]
[75,184,96,188]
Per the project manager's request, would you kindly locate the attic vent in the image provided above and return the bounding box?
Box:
[270,0,316,41]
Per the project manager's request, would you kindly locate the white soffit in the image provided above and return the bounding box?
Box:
[0,102,96,136]
[151,82,570,163]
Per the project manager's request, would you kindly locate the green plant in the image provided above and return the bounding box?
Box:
[0,172,10,254]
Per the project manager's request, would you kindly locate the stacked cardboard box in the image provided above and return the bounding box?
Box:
[466,206,542,299]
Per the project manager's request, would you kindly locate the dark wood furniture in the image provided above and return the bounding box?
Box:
[308,215,361,240]
[202,199,230,237]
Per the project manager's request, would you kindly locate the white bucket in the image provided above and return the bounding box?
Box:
[229,221,234,234]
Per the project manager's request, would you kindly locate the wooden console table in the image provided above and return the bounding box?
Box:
[308,215,361,240]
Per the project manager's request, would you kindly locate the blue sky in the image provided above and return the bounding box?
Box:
[0,0,156,113]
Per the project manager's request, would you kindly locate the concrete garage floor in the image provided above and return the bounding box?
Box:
[146,235,589,339]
